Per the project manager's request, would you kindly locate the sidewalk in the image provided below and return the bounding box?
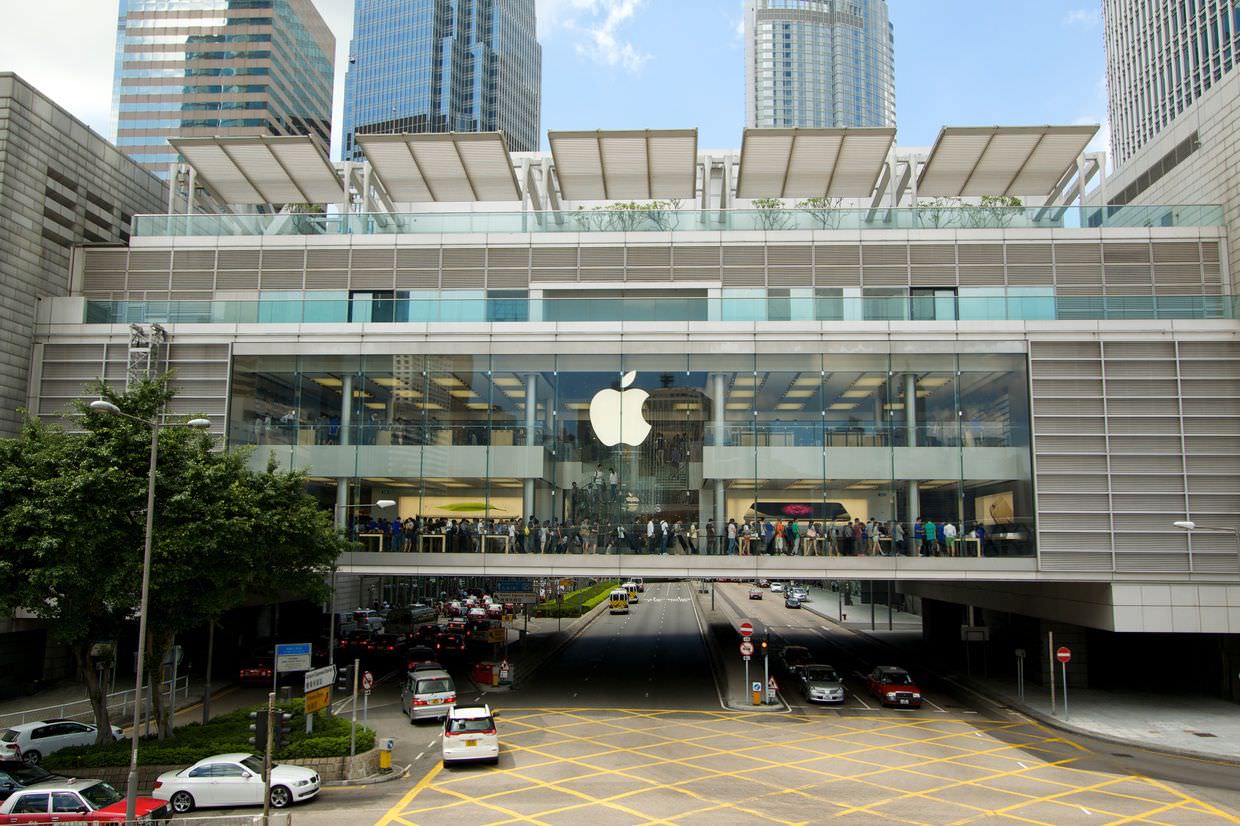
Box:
[959,675,1240,765]
[798,593,1240,766]
[0,677,230,729]
[475,601,610,692]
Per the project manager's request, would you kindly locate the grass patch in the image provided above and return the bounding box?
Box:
[44,699,374,769]
[533,580,620,618]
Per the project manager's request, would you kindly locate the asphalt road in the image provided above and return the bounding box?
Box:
[502,580,718,710]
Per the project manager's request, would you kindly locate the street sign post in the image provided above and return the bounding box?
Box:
[739,620,753,637]
[767,676,779,704]
[739,640,754,657]
[275,643,312,673]
[1056,646,1071,720]
[751,681,762,705]
[303,665,336,733]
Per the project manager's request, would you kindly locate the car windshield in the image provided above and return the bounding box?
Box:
[0,731,16,743]
[79,782,123,808]
[447,717,494,734]
[241,755,265,773]
[804,667,840,682]
[882,671,914,685]
[417,678,452,694]
[4,764,53,784]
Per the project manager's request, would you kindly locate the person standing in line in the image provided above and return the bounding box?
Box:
[647,517,656,554]
[923,517,937,556]
[805,521,818,556]
[762,518,775,555]
[727,518,739,555]
[943,521,958,556]
[892,519,905,555]
[608,467,618,501]
[688,521,699,554]
[913,517,924,557]
[788,519,800,555]
[773,519,786,554]
[659,518,671,554]
[706,519,717,555]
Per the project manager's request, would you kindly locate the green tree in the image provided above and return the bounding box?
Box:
[0,376,349,741]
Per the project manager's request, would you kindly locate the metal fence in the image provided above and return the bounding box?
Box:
[0,675,191,729]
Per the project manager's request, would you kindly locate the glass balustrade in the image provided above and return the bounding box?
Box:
[132,204,1225,237]
[84,294,1239,325]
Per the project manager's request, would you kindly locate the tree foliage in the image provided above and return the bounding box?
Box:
[0,376,349,741]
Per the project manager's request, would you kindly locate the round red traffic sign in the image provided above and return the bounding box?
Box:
[739,621,754,637]
[1056,646,1071,664]
[740,640,754,656]
[361,670,374,690]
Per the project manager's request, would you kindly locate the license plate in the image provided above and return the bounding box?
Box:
[431,698,442,704]
[465,739,477,747]
[899,699,909,705]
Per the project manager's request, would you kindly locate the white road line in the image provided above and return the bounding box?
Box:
[1017,762,1027,769]
[1080,808,1091,815]
[851,693,873,710]
[425,739,436,747]
[415,752,424,761]
[923,697,949,713]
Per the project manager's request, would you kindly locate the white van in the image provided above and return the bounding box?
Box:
[609,589,630,614]
[402,669,456,722]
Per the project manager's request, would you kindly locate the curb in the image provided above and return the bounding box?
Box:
[801,601,1240,768]
[324,762,411,787]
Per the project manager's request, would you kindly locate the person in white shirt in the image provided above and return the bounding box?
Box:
[943,521,958,556]
[647,518,655,554]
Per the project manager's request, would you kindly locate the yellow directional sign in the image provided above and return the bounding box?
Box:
[486,627,506,644]
[304,686,331,714]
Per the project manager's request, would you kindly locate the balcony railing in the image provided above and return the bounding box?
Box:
[132,204,1225,237]
[85,294,1239,325]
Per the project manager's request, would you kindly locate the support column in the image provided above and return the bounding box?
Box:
[523,373,536,518]
[336,374,355,533]
[904,372,919,532]
[712,373,727,552]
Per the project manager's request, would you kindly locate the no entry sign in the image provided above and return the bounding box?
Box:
[739,621,754,637]
[1056,646,1072,664]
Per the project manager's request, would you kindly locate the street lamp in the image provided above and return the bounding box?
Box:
[1172,520,1240,566]
[328,499,396,666]
[88,399,210,822]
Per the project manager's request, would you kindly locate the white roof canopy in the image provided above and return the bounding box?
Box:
[548,129,698,200]
[917,125,1099,198]
[736,127,896,199]
[169,135,344,205]
[357,132,521,203]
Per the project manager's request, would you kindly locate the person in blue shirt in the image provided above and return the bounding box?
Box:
[913,517,924,557]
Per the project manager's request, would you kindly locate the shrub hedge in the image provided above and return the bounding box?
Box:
[44,699,375,770]
[533,580,619,618]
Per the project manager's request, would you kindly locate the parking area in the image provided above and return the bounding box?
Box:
[373,707,1238,825]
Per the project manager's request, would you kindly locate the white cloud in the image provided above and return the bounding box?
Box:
[1063,8,1100,26]
[538,0,650,72]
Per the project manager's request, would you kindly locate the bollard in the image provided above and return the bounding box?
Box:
[379,737,395,772]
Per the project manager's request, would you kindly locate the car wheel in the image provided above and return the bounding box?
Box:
[169,790,195,814]
[21,750,40,765]
[269,785,293,809]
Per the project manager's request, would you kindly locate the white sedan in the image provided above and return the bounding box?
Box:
[152,752,319,813]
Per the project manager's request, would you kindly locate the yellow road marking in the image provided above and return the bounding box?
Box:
[374,761,443,826]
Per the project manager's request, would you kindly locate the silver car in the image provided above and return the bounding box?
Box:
[789,587,809,602]
[799,664,845,704]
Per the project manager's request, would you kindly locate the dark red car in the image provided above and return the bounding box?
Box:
[405,645,437,672]
[435,631,466,658]
[866,666,923,708]
[0,779,167,822]
[238,657,273,686]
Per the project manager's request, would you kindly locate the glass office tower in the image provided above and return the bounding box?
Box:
[745,0,896,129]
[343,0,541,161]
[110,0,334,178]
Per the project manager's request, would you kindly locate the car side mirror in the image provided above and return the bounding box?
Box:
[241,772,252,779]
[76,807,89,814]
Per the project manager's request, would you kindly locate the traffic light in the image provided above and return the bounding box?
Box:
[247,711,268,749]
[761,633,769,655]
[335,664,353,692]
[273,711,294,751]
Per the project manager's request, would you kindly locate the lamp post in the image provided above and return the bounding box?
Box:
[328,500,396,667]
[1172,520,1240,566]
[88,399,210,823]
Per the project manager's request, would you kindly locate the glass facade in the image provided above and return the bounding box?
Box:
[342,0,541,160]
[746,0,896,129]
[230,352,1035,559]
[110,0,335,178]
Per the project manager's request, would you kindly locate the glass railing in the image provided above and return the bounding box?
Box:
[132,204,1225,237]
[84,294,1239,325]
[234,422,551,448]
[340,516,1037,559]
[705,422,1028,449]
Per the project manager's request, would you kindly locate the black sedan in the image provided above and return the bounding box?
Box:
[784,596,802,609]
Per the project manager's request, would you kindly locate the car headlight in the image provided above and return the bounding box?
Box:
[296,779,311,786]
[886,692,897,700]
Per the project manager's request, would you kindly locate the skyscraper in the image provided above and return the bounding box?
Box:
[111,0,334,178]
[744,0,895,129]
[1104,0,1240,165]
[343,0,541,161]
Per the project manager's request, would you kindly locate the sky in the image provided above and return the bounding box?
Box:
[0,0,1110,161]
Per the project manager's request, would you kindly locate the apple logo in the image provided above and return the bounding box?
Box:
[588,371,652,447]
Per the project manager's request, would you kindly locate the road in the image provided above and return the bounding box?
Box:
[196,579,1240,824]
